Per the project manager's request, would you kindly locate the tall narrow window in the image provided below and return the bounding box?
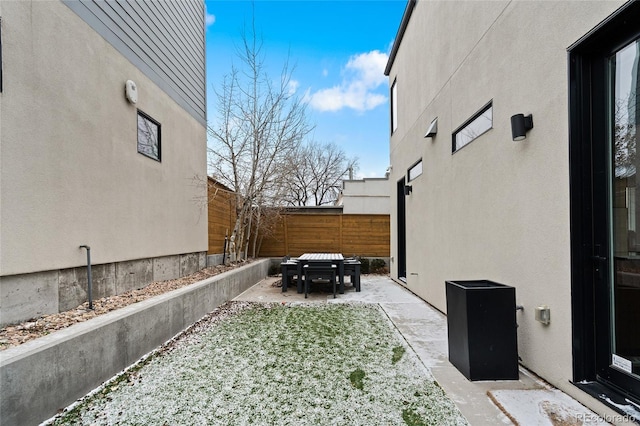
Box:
[1,17,3,93]
[452,102,493,152]
[137,111,161,161]
[391,79,398,133]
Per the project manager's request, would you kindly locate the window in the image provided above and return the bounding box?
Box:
[137,111,161,161]
[452,102,493,152]
[391,79,398,133]
[408,159,422,181]
[1,17,3,93]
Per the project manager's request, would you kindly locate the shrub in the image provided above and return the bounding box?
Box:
[370,259,387,274]
[268,263,280,276]
[358,257,370,274]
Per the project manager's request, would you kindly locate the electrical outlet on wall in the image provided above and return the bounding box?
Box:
[535,305,551,325]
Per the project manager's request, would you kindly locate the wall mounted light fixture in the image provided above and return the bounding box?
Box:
[404,185,413,195]
[424,117,438,138]
[510,113,533,141]
[125,80,138,104]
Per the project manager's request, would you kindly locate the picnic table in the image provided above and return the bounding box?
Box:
[281,253,361,295]
[280,253,344,294]
[298,253,345,295]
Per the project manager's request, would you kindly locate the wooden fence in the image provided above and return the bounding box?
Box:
[256,211,390,258]
[207,180,390,258]
[207,178,236,256]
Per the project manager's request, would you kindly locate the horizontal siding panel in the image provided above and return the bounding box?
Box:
[116,1,203,95]
[62,0,206,125]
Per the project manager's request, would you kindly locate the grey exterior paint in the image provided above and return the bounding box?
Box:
[384,0,631,420]
[1,0,208,324]
[62,0,206,126]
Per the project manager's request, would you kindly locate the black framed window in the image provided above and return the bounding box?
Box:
[391,79,398,133]
[137,111,161,161]
[408,159,422,182]
[1,17,4,93]
[452,102,493,152]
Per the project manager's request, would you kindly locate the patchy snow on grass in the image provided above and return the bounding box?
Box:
[48,302,467,425]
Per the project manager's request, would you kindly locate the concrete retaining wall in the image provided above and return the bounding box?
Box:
[1,252,208,327]
[207,253,225,266]
[0,259,270,426]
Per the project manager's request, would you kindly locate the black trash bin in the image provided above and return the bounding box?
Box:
[445,280,518,381]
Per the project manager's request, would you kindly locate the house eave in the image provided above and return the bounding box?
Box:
[384,0,416,76]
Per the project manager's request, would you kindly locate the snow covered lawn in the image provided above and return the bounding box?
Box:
[48,302,467,425]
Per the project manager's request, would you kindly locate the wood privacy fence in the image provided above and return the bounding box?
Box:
[257,211,390,258]
[207,178,236,256]
[207,179,390,258]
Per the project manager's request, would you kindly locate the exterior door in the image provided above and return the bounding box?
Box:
[396,178,407,281]
[598,37,640,397]
[570,3,640,412]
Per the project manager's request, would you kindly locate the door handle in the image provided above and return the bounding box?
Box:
[591,254,607,280]
[592,244,607,264]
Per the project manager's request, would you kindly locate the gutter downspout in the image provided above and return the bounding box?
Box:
[222,232,228,265]
[79,245,93,309]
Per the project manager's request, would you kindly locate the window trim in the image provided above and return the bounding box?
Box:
[408,159,423,182]
[137,110,161,162]
[452,101,493,153]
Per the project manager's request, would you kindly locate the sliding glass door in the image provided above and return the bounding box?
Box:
[603,38,640,393]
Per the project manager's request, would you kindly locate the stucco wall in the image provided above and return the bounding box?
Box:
[386,0,624,402]
[340,178,391,214]
[0,0,208,277]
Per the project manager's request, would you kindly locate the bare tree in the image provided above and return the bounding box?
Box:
[208,17,313,259]
[284,141,358,206]
[615,93,637,171]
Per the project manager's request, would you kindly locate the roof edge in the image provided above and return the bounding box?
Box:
[384,0,416,76]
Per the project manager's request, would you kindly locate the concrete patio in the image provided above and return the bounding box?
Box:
[235,274,615,425]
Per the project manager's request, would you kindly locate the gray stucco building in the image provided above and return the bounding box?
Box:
[386,0,640,421]
[0,0,208,326]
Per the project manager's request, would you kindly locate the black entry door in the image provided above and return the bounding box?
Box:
[396,178,407,281]
[597,36,640,399]
[570,2,640,409]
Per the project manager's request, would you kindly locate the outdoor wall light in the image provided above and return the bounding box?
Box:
[424,117,438,138]
[510,113,533,141]
[125,80,138,104]
[404,185,413,195]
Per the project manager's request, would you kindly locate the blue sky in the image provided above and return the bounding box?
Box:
[204,0,407,178]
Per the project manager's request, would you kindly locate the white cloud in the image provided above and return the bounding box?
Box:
[308,50,389,113]
[204,3,215,27]
[206,12,216,27]
[288,79,300,96]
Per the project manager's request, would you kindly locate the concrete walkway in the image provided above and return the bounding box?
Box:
[234,274,610,425]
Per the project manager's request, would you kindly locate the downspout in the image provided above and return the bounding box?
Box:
[222,232,228,265]
[79,245,93,309]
